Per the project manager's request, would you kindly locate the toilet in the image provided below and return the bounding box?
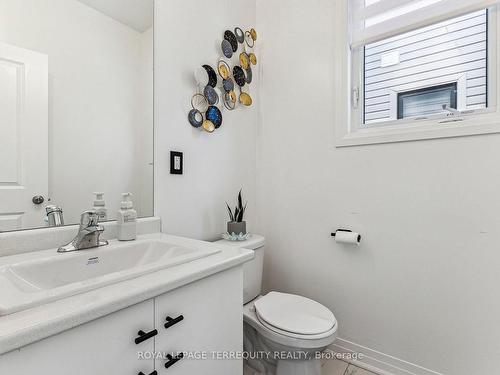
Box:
[215,235,337,375]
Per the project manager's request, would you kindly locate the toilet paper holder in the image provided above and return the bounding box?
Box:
[331,229,361,243]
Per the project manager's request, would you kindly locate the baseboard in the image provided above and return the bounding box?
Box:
[330,338,444,375]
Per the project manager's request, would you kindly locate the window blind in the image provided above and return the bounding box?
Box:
[350,0,500,48]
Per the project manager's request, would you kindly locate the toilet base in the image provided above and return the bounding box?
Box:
[276,358,322,375]
[244,321,328,375]
[243,298,337,375]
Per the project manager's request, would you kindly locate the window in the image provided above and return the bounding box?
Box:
[397,83,458,120]
[363,10,488,125]
[334,0,500,147]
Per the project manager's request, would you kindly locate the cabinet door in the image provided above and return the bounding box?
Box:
[154,267,243,375]
[0,299,155,375]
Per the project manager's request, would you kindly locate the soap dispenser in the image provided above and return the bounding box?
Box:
[93,192,108,221]
[117,192,137,241]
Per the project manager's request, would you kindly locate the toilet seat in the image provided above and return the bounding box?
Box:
[243,295,338,350]
[254,292,336,340]
[255,310,337,340]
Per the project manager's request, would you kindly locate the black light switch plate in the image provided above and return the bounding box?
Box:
[170,151,183,175]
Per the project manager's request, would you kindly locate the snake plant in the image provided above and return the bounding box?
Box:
[226,189,247,222]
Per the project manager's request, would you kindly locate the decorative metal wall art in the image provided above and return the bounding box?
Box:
[188,27,258,133]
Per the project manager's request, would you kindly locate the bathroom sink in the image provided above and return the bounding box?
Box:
[0,239,220,316]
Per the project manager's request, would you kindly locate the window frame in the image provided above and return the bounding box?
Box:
[396,82,458,120]
[335,3,500,147]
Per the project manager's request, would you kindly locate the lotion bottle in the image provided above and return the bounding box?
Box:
[117,192,137,241]
[93,192,108,221]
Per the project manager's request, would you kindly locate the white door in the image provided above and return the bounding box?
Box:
[0,43,48,231]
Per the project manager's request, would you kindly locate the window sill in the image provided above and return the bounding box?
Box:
[335,114,500,147]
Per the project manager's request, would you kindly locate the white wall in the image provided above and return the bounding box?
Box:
[256,1,500,374]
[0,0,153,225]
[154,0,257,240]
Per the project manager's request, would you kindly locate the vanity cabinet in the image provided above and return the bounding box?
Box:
[0,267,243,375]
[0,299,156,375]
[154,267,243,374]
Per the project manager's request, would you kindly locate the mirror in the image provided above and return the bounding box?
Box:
[0,0,154,232]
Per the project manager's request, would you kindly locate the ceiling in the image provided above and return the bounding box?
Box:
[77,0,153,32]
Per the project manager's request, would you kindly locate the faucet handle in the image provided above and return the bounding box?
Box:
[80,210,100,228]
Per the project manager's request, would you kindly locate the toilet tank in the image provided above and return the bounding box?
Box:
[214,235,265,304]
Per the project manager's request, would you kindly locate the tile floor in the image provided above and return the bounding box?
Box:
[322,359,378,375]
[244,359,379,375]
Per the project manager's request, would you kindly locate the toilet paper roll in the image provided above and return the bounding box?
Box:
[334,230,361,245]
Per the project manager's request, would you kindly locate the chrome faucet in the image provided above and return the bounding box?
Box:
[58,210,109,253]
[46,205,64,227]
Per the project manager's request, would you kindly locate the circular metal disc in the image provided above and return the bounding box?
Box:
[204,85,219,105]
[224,92,236,110]
[250,28,258,41]
[223,78,235,92]
[233,66,246,87]
[206,105,223,128]
[245,66,253,84]
[203,65,217,87]
[202,120,215,133]
[188,109,203,128]
[221,40,233,59]
[224,30,238,53]
[191,93,209,112]
[249,53,257,65]
[229,90,237,103]
[245,31,255,48]
[235,27,245,43]
[240,92,253,106]
[239,53,250,70]
[194,66,209,86]
[217,60,230,79]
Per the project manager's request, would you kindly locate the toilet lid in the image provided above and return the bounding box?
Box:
[254,292,335,335]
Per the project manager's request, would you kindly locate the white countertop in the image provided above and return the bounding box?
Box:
[0,233,253,355]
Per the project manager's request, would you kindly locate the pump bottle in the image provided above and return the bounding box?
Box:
[117,192,137,241]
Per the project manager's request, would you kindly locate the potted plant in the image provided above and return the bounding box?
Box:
[226,189,247,235]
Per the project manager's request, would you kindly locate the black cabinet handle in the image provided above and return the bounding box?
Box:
[138,372,157,375]
[135,329,158,345]
[165,353,184,369]
[164,315,184,329]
